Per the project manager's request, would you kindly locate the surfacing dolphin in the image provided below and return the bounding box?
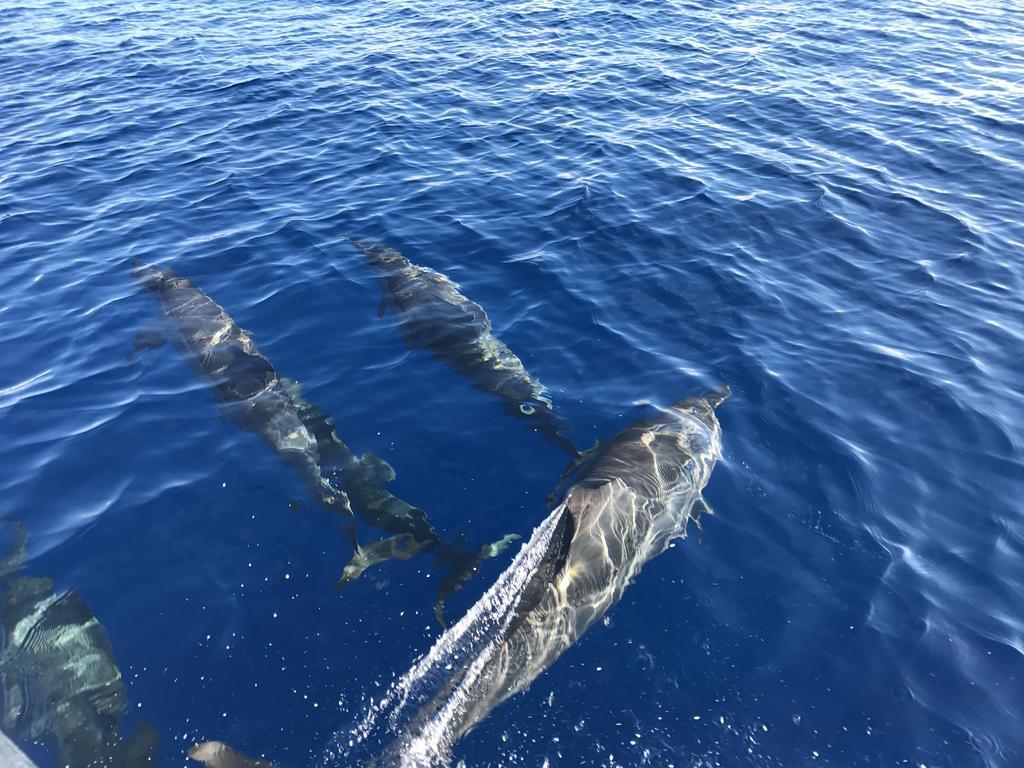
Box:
[133,263,516,617]
[350,240,576,456]
[332,386,728,767]
[0,524,161,768]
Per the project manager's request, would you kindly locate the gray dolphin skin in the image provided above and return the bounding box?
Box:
[0,525,160,768]
[344,386,728,767]
[133,263,516,616]
[132,262,356,532]
[350,240,576,456]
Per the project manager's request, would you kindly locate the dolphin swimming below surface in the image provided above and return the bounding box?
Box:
[350,240,576,456]
[331,386,728,767]
[133,263,516,614]
[132,262,357,532]
[0,524,161,768]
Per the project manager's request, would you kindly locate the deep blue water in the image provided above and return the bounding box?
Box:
[2,0,1023,766]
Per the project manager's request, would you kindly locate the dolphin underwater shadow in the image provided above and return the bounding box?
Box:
[349,240,577,457]
[0,523,161,768]
[132,263,517,619]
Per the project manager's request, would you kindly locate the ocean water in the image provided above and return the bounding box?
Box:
[1,0,1023,766]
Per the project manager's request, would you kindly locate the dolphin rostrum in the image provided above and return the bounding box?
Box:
[350,240,576,456]
[333,386,728,767]
[0,524,161,768]
[133,263,516,616]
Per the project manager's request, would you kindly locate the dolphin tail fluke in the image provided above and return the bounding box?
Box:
[703,384,731,409]
[689,496,714,541]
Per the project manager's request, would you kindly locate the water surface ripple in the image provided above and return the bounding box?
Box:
[1,0,1022,766]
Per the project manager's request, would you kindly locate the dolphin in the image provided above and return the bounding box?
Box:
[133,264,516,616]
[132,263,357,537]
[0,525,161,768]
[350,240,576,456]
[342,386,728,767]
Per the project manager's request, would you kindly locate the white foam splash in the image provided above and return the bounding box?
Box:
[324,502,569,767]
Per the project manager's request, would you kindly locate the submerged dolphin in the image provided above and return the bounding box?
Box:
[350,240,576,456]
[0,525,160,768]
[132,263,356,533]
[338,386,728,767]
[133,263,516,616]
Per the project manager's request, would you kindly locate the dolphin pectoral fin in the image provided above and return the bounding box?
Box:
[128,327,167,360]
[359,451,397,484]
[555,439,603,489]
[689,496,713,540]
[547,441,602,507]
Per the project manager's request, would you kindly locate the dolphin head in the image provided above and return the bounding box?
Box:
[670,384,730,431]
[349,239,407,272]
[131,260,174,293]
